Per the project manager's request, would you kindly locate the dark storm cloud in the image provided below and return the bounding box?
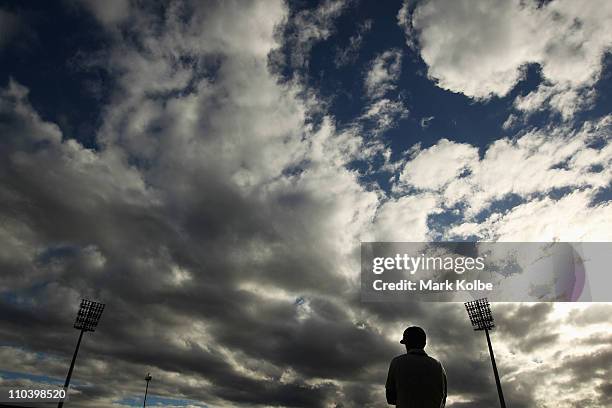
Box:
[211,296,396,381]
[595,382,612,406]
[0,75,603,408]
[0,34,382,405]
[550,343,612,407]
[495,303,559,352]
[557,346,612,386]
[566,303,612,326]
[577,331,612,347]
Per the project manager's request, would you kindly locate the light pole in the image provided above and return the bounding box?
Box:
[143,373,152,407]
[465,298,506,408]
[58,299,105,408]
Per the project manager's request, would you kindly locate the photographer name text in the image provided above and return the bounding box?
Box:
[372,279,493,292]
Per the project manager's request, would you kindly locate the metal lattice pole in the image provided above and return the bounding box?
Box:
[58,299,105,408]
[143,373,152,407]
[465,298,506,408]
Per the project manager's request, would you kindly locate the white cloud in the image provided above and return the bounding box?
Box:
[514,83,597,121]
[398,138,478,190]
[364,49,403,99]
[368,193,439,242]
[391,116,612,240]
[402,0,612,117]
[360,98,409,134]
[396,1,416,50]
[458,190,612,241]
[433,117,611,215]
[359,49,407,134]
[420,115,434,129]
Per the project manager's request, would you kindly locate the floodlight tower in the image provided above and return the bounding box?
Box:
[143,373,152,407]
[58,299,105,408]
[465,298,506,408]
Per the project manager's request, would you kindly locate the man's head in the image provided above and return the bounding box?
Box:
[400,326,426,349]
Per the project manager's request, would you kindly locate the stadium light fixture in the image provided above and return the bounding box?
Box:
[58,299,105,408]
[143,373,152,407]
[465,298,506,408]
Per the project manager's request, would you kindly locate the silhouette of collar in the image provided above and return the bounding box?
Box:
[406,348,427,355]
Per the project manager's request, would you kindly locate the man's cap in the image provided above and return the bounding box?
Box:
[400,326,426,347]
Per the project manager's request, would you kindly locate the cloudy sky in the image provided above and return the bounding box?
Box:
[0,0,611,407]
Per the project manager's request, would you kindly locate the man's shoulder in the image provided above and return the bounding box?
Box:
[425,354,444,367]
[391,354,408,363]
[393,352,444,366]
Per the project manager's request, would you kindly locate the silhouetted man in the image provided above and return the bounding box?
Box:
[386,326,447,408]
